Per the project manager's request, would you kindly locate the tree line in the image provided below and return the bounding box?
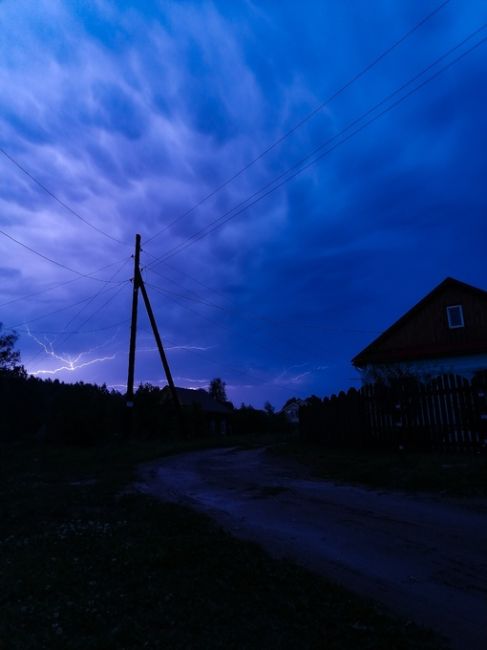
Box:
[0,327,292,444]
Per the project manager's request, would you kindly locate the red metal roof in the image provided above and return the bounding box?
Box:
[352,277,487,367]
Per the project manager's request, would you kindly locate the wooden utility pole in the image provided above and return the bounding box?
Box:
[125,233,185,436]
[125,233,141,434]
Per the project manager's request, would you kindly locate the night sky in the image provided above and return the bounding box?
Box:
[1,0,486,408]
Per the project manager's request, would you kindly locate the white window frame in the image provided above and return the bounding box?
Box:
[446,304,464,329]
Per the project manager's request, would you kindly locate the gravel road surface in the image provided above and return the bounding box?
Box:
[137,447,487,649]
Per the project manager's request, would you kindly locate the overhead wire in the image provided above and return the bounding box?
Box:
[68,283,128,339]
[18,320,130,335]
[143,277,376,395]
[158,259,228,299]
[0,228,129,283]
[140,247,229,301]
[0,256,132,310]
[137,28,487,388]
[0,147,127,246]
[54,257,131,345]
[142,0,452,247]
[42,32,487,384]
[143,280,334,370]
[145,26,487,267]
[145,266,380,335]
[137,326,257,384]
[0,1,455,304]
[0,0,455,314]
[23,281,129,372]
[3,255,129,373]
[5,0,479,389]
[5,282,128,331]
[138,24,487,321]
[23,279,129,366]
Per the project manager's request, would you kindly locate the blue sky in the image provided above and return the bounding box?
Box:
[0,0,486,408]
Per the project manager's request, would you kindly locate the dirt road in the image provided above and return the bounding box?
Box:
[137,447,487,649]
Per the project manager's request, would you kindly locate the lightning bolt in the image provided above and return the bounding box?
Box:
[30,356,116,376]
[26,327,116,377]
[139,345,212,353]
[107,383,127,391]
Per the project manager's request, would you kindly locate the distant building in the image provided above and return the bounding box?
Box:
[161,386,232,436]
[280,398,304,424]
[352,277,487,382]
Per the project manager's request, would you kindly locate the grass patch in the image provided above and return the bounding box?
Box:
[1,440,445,649]
[272,441,487,497]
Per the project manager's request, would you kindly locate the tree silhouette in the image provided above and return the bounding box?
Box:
[264,401,275,415]
[0,324,23,374]
[209,377,227,403]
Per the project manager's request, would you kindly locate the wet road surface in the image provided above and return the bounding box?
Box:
[137,447,487,649]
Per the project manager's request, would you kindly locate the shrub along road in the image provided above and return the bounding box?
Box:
[139,446,487,650]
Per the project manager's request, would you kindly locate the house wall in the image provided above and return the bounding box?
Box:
[360,353,487,384]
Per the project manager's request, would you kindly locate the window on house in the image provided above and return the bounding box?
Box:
[446,305,464,329]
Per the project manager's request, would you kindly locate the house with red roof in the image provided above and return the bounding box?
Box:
[352,277,487,382]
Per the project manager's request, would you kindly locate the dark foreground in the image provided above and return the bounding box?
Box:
[139,446,487,650]
[0,441,443,650]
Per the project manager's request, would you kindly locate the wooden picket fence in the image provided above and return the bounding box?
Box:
[299,371,487,452]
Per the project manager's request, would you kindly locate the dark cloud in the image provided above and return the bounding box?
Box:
[89,82,147,140]
[0,266,21,279]
[0,0,485,406]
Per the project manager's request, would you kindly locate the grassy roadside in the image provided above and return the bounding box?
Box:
[271,440,487,497]
[1,439,445,649]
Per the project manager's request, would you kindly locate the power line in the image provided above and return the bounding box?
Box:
[5,282,128,330]
[143,277,379,393]
[143,0,452,247]
[145,28,487,266]
[159,259,228,299]
[0,147,127,246]
[0,228,128,283]
[146,267,380,335]
[23,260,129,370]
[70,318,130,334]
[144,250,369,340]
[0,256,132,309]
[0,0,453,275]
[6,265,127,376]
[138,326,256,383]
[145,275,227,312]
[18,320,130,335]
[144,280,338,369]
[147,27,487,265]
[141,249,230,302]
[68,283,128,339]
[3,258,128,373]
[55,257,131,346]
[21,281,129,368]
